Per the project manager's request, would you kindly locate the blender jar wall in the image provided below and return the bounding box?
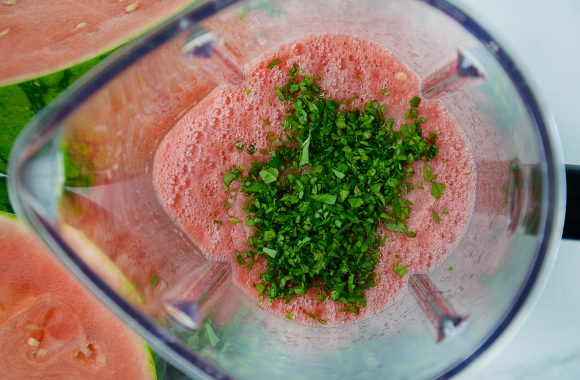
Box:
[8,0,563,379]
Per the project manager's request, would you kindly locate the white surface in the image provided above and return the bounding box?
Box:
[451,0,580,379]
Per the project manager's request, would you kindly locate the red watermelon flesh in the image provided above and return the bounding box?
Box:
[0,0,194,85]
[0,214,156,380]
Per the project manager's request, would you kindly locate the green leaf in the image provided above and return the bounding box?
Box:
[263,247,277,258]
[423,165,437,181]
[432,210,441,223]
[259,167,279,183]
[300,135,310,166]
[204,323,220,347]
[312,193,336,205]
[386,223,405,233]
[223,172,235,188]
[332,169,345,179]
[348,197,363,208]
[410,96,421,108]
[430,182,446,199]
[235,251,245,265]
[267,58,281,70]
[392,263,408,277]
[275,87,285,102]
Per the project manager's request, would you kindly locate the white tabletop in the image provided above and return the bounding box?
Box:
[450,0,580,379]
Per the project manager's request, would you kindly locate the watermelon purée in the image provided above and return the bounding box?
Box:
[153,34,476,325]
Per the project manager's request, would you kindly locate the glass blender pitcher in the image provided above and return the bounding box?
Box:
[9,0,574,378]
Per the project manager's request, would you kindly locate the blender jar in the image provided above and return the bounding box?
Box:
[8,0,570,379]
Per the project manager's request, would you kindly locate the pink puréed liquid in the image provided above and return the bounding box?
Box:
[153,34,475,325]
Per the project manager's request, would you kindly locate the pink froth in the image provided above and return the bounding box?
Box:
[153,34,475,324]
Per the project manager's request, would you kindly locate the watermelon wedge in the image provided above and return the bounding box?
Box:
[0,0,195,85]
[0,0,196,203]
[0,212,159,379]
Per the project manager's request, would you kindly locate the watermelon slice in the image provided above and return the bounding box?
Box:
[0,212,158,379]
[0,0,196,85]
[0,0,196,204]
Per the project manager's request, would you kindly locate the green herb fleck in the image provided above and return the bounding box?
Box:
[235,140,244,150]
[223,173,234,188]
[262,247,277,258]
[149,274,159,289]
[442,208,449,215]
[332,169,345,179]
[410,96,421,108]
[306,312,327,325]
[236,251,245,265]
[448,265,455,271]
[223,167,242,190]
[423,165,437,181]
[299,135,311,166]
[431,182,446,199]
[205,323,220,347]
[285,311,294,320]
[267,58,281,70]
[381,87,390,95]
[339,304,360,314]
[259,167,279,183]
[432,210,441,223]
[392,263,409,277]
[246,144,256,155]
[312,194,337,205]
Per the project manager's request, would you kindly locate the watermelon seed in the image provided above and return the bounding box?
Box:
[2,0,16,5]
[75,22,88,30]
[79,344,95,357]
[0,28,9,38]
[26,337,40,347]
[125,1,140,13]
[75,343,101,366]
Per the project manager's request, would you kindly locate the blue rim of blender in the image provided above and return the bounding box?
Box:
[7,0,563,379]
